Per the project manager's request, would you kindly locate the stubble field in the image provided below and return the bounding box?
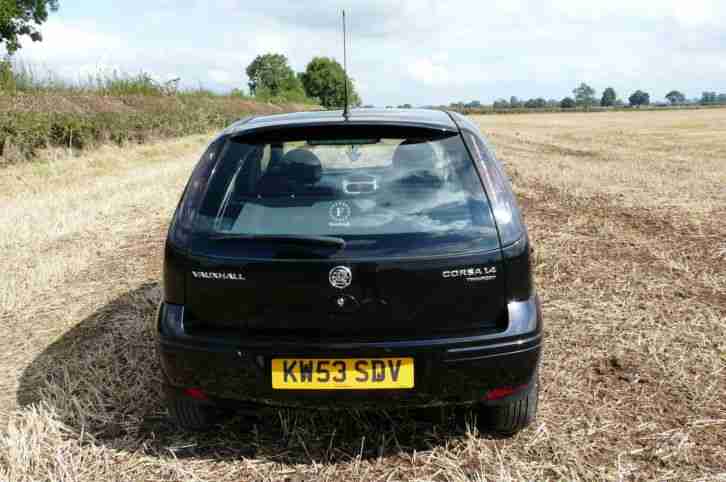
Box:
[1,109,724,481]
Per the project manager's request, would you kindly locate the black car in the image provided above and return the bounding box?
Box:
[157,109,542,434]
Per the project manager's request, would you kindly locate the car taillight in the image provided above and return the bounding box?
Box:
[184,387,209,401]
[463,132,525,247]
[483,384,528,401]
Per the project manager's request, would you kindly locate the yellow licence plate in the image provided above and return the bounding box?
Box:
[271,358,414,389]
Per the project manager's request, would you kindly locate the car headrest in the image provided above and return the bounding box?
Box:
[392,139,437,171]
[278,148,322,184]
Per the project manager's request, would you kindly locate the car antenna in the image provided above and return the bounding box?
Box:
[342,9,350,121]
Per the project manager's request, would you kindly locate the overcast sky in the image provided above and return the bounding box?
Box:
[8,0,726,105]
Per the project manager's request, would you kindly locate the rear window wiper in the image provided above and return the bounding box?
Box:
[209,234,346,249]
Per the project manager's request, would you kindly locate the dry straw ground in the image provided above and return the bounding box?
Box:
[1,109,725,481]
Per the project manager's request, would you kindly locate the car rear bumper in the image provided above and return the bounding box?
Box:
[156,295,543,409]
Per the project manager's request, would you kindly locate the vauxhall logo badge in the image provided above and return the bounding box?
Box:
[329,266,352,289]
[191,271,246,281]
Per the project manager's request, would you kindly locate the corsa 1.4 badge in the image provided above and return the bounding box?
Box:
[442,266,497,282]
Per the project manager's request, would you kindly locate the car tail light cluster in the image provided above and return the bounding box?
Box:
[460,128,525,247]
[184,387,209,401]
[483,384,528,401]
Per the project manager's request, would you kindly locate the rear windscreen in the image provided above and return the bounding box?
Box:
[192,128,499,255]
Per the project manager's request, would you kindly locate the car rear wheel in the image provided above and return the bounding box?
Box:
[477,379,539,435]
[167,398,216,431]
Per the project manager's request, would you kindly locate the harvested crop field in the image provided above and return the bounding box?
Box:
[1,109,725,481]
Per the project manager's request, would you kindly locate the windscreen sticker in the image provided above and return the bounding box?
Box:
[329,201,352,227]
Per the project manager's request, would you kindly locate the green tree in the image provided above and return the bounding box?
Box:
[254,77,307,102]
[493,98,509,109]
[665,90,686,105]
[560,97,576,109]
[299,57,360,108]
[0,0,58,55]
[600,87,617,107]
[0,57,11,87]
[245,53,302,98]
[573,82,596,107]
[509,96,522,108]
[628,90,650,107]
[524,97,546,108]
[700,91,717,105]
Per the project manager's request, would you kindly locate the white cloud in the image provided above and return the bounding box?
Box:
[8,0,726,104]
[548,0,723,26]
[208,69,235,86]
[19,20,123,60]
[407,58,451,86]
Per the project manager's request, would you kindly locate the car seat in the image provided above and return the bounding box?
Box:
[257,148,323,195]
[391,139,443,188]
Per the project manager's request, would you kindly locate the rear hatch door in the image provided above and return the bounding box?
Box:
[184,245,506,340]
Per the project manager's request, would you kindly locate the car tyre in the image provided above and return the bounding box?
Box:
[478,379,539,435]
[167,398,215,431]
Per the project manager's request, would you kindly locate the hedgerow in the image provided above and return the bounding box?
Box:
[0,93,310,163]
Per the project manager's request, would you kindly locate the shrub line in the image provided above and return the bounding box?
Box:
[0,94,311,164]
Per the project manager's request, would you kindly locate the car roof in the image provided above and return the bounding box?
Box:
[224,108,459,136]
